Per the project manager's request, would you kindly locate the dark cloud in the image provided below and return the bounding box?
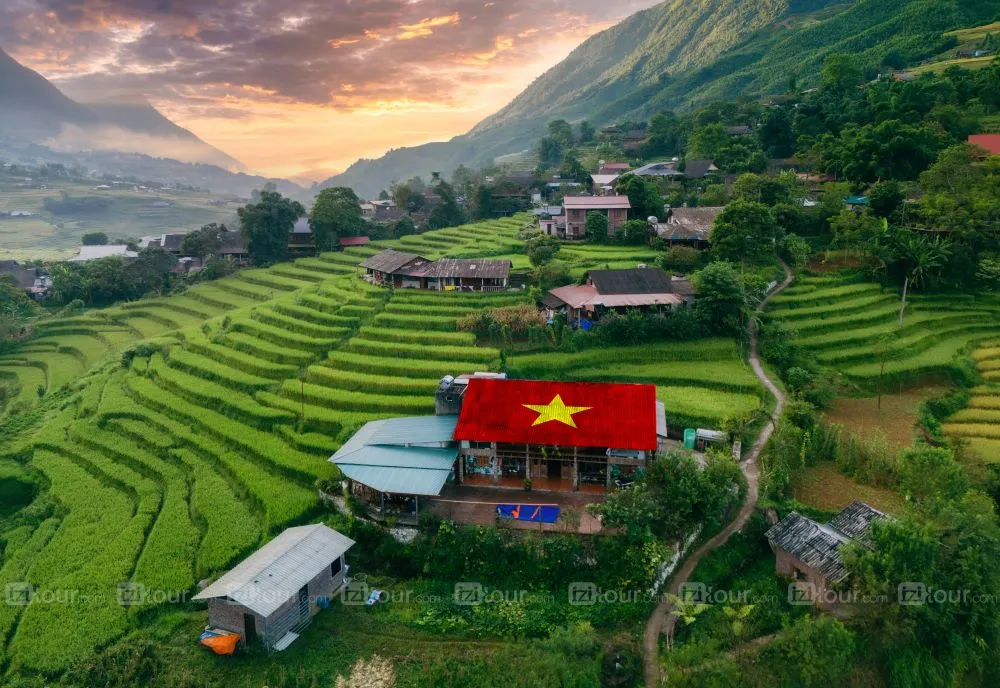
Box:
[2,0,660,111]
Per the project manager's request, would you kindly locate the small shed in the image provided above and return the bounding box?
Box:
[766,501,887,606]
[192,524,354,651]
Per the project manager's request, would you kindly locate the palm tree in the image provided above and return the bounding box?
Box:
[895,233,952,328]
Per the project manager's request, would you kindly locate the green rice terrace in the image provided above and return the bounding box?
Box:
[768,272,1000,388]
[769,272,1000,466]
[943,342,1000,464]
[0,214,764,676]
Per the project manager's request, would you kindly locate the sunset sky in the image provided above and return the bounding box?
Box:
[0,0,660,183]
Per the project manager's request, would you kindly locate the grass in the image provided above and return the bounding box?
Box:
[791,462,906,515]
[824,386,951,452]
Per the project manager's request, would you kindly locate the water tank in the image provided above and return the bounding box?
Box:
[438,375,455,390]
[684,428,697,450]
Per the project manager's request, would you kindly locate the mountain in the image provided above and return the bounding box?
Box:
[83,95,246,171]
[322,0,1000,197]
[0,47,248,174]
[0,47,98,138]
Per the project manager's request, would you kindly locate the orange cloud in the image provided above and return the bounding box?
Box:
[328,38,361,48]
[396,13,460,40]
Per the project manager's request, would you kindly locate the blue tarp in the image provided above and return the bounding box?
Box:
[496,504,561,523]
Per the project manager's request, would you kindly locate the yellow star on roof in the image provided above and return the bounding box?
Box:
[523,394,592,428]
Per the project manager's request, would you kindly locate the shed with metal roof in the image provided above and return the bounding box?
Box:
[192,524,354,651]
[330,415,459,519]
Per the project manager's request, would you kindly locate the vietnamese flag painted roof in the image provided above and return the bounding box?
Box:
[453,379,657,451]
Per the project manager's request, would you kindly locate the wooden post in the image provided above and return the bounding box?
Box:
[606,459,612,491]
[379,491,385,515]
[573,446,579,491]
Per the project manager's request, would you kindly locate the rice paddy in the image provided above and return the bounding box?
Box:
[0,213,765,674]
[768,273,1000,388]
[942,343,1000,464]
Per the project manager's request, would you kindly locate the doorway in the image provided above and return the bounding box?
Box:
[547,460,562,479]
[243,613,257,644]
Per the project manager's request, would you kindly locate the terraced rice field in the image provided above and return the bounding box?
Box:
[0,213,763,674]
[943,343,1000,463]
[768,273,1000,388]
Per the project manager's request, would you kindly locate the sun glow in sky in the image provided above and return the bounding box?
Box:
[0,0,661,183]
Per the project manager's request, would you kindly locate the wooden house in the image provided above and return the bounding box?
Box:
[766,501,887,606]
[192,524,354,651]
[652,207,724,248]
[542,268,693,326]
[287,218,315,255]
[361,250,511,291]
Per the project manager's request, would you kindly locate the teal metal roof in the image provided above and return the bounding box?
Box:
[330,416,459,496]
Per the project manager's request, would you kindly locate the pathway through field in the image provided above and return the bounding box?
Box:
[642,260,794,687]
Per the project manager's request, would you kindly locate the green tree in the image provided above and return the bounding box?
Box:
[845,493,1000,688]
[617,174,664,220]
[688,123,729,158]
[897,447,967,505]
[538,137,563,167]
[426,181,465,230]
[589,451,743,541]
[310,186,364,251]
[81,232,108,246]
[760,616,856,688]
[238,190,304,266]
[869,180,904,218]
[894,232,952,327]
[821,54,863,92]
[547,119,574,146]
[524,233,561,267]
[577,120,595,143]
[584,211,609,243]
[393,216,417,238]
[180,223,225,259]
[693,261,745,335]
[711,200,779,263]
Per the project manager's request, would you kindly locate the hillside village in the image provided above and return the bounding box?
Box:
[2,6,1000,688]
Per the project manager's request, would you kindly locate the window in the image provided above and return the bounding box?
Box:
[331,557,342,576]
[469,441,491,450]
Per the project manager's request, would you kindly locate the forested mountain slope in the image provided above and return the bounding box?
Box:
[322,0,1000,197]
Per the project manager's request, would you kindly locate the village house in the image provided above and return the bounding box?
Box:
[969,133,1000,156]
[766,501,888,606]
[287,218,315,255]
[590,174,620,193]
[361,249,511,291]
[598,161,631,175]
[338,236,370,249]
[542,267,694,327]
[192,524,355,652]
[0,260,50,298]
[331,376,668,502]
[218,230,250,266]
[360,202,375,220]
[372,200,404,223]
[68,245,138,262]
[651,207,725,248]
[539,196,631,239]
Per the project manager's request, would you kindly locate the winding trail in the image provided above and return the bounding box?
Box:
[642,260,794,688]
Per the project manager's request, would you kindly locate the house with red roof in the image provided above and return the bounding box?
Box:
[330,375,668,501]
[969,134,1000,156]
[447,376,666,492]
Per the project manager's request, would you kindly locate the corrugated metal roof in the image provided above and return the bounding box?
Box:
[193,524,355,616]
[330,416,459,496]
[590,268,674,295]
[563,195,631,209]
[69,245,138,261]
[423,259,511,280]
[361,249,429,274]
[337,454,454,496]
[454,379,657,451]
[766,512,852,582]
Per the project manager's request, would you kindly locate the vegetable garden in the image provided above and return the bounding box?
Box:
[0,213,762,676]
